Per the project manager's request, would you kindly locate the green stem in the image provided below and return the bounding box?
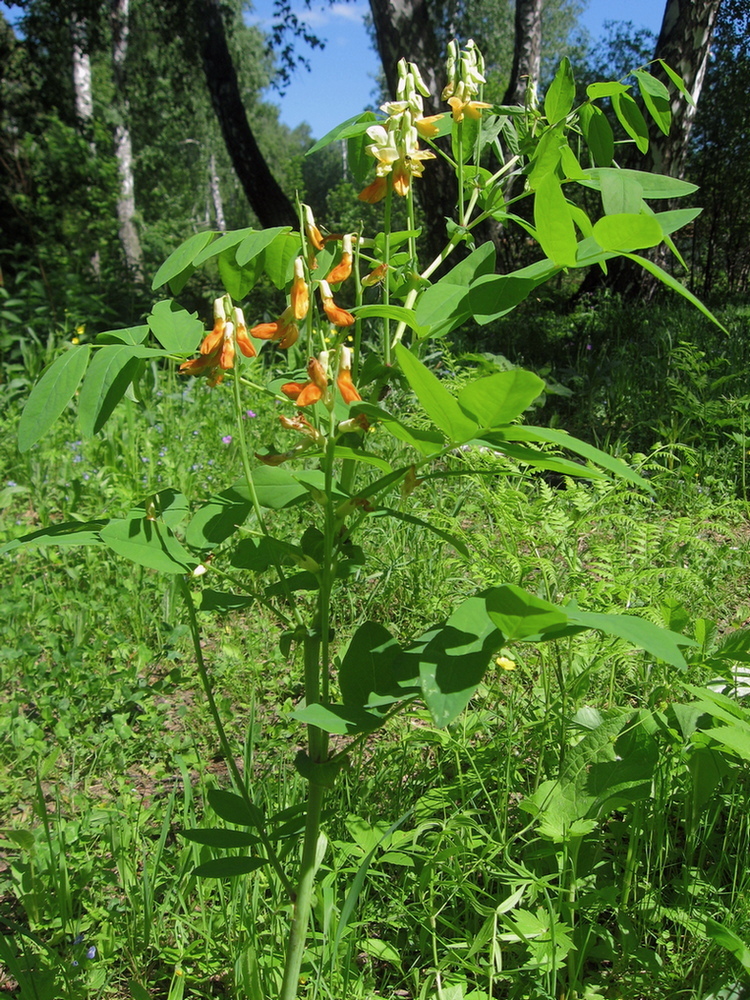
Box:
[278,781,326,1000]
[456,120,465,226]
[179,577,293,898]
[383,175,393,366]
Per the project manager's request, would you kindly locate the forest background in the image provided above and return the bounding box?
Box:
[4,2,750,1000]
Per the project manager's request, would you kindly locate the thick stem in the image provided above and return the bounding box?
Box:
[278,781,326,1000]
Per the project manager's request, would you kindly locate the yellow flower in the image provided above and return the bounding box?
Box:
[447,96,492,123]
[495,656,516,672]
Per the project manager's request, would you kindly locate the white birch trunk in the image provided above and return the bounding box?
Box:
[209,152,227,232]
[111,0,143,278]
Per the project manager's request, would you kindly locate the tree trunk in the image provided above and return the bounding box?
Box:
[71,15,100,276]
[209,151,227,232]
[195,0,297,229]
[71,17,93,124]
[648,0,723,178]
[111,0,143,278]
[503,0,543,106]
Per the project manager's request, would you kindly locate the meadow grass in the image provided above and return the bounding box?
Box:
[2,304,750,1000]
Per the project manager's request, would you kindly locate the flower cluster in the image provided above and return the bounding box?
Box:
[281,346,361,409]
[359,59,439,203]
[442,39,491,122]
[179,297,256,387]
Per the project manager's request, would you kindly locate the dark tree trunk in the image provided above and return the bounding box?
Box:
[195,0,297,229]
[647,0,723,178]
[368,0,458,265]
[575,0,724,301]
[503,0,543,106]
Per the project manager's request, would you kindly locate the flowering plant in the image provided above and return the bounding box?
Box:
[11,43,716,999]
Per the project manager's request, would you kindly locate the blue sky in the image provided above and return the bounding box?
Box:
[249,0,666,139]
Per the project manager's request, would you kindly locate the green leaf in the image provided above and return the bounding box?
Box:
[18,346,91,452]
[351,304,427,337]
[305,111,378,156]
[95,325,150,346]
[491,425,653,490]
[468,263,557,323]
[230,535,300,571]
[527,125,566,189]
[147,300,204,354]
[182,828,260,848]
[185,487,254,548]
[130,489,189,528]
[78,346,148,437]
[612,91,649,153]
[544,57,575,123]
[262,232,302,289]
[290,703,385,735]
[152,230,217,293]
[579,168,698,200]
[218,250,265,300]
[207,789,264,828]
[100,516,195,574]
[534,174,578,268]
[593,213,664,252]
[486,585,569,641]
[580,104,614,167]
[332,446,392,473]
[394,343,478,442]
[658,59,696,106]
[560,144,587,181]
[252,465,309,509]
[339,621,406,708]
[622,253,727,331]
[653,208,702,236]
[0,520,107,555]
[458,370,545,427]
[406,593,502,727]
[192,227,255,266]
[702,726,750,761]
[586,81,629,100]
[353,403,445,456]
[193,857,268,878]
[235,227,292,267]
[443,241,496,285]
[413,283,471,339]
[705,919,750,970]
[564,606,695,668]
[633,70,671,136]
[199,590,255,612]
[599,169,643,216]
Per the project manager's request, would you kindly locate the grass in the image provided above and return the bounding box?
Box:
[2,300,750,999]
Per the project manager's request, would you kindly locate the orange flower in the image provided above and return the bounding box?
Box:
[250,306,299,349]
[361,262,388,287]
[319,279,355,327]
[180,317,243,385]
[281,355,329,407]
[336,346,361,403]
[358,177,388,204]
[291,257,309,320]
[234,308,257,358]
[326,233,353,285]
[304,204,325,251]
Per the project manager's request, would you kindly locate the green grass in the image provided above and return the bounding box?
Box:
[2,303,750,999]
